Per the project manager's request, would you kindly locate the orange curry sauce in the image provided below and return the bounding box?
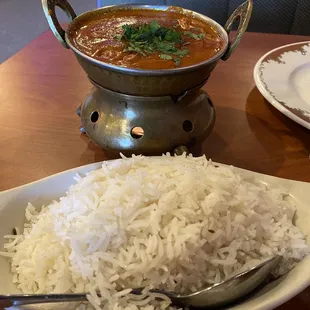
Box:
[70,9,225,70]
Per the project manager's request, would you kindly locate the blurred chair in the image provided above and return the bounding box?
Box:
[96,0,310,35]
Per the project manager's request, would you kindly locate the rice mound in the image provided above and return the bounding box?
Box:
[2,154,309,310]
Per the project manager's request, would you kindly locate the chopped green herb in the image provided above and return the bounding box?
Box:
[117,21,199,67]
[115,34,123,41]
[173,49,189,57]
[174,58,182,67]
[121,21,182,45]
[159,54,173,60]
[184,31,205,40]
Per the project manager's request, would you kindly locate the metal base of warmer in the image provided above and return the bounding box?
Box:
[77,84,215,156]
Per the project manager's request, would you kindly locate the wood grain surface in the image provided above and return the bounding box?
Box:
[0,30,309,309]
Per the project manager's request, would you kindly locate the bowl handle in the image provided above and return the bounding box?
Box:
[221,0,253,61]
[42,0,77,49]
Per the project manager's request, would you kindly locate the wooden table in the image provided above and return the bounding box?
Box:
[0,31,309,308]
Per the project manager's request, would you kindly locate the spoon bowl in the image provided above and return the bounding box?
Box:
[161,255,281,308]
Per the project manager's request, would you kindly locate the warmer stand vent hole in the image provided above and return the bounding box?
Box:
[131,127,144,139]
[183,120,193,132]
[91,111,99,123]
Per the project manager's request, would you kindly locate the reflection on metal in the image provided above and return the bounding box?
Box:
[118,138,133,149]
[124,110,136,119]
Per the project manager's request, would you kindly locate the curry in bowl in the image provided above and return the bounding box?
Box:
[43,0,252,96]
[69,9,225,70]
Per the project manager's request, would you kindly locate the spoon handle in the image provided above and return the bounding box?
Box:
[0,293,88,307]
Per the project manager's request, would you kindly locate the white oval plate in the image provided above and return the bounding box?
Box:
[0,159,310,310]
[254,41,310,129]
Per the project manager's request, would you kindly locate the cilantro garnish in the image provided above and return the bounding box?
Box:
[184,31,205,40]
[116,21,204,67]
[159,54,173,60]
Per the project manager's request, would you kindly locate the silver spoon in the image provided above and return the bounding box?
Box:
[0,256,280,308]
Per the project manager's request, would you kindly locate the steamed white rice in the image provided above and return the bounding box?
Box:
[1,154,309,309]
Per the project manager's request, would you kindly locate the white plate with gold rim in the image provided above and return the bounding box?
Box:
[254,41,310,129]
[0,159,310,309]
